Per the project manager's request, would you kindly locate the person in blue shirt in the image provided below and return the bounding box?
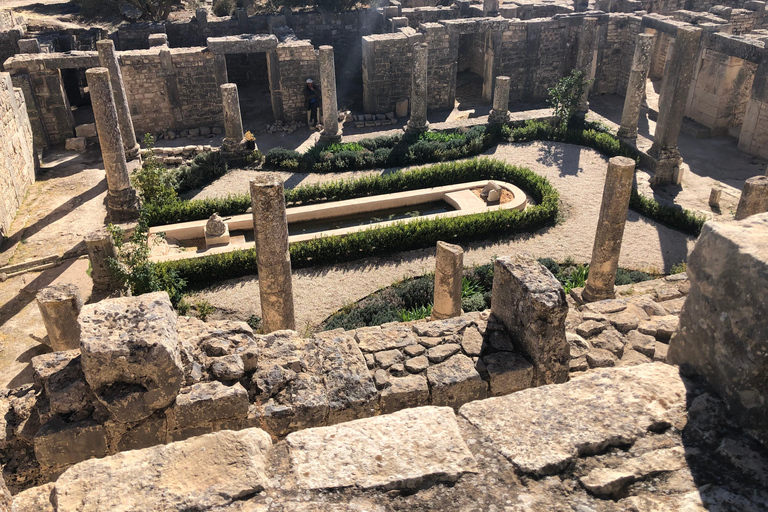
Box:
[303,78,322,130]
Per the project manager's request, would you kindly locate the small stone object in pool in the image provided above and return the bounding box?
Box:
[205,213,230,248]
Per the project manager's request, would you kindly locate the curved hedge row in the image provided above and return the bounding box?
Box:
[156,158,559,288]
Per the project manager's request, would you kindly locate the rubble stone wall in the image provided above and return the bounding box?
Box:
[0,11,25,72]
[0,72,35,239]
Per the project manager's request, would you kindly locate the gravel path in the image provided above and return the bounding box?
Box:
[192,141,697,332]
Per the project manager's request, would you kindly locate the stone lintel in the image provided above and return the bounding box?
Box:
[207,34,279,54]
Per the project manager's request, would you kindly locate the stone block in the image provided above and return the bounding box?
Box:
[31,351,92,417]
[53,428,273,512]
[482,352,534,396]
[64,137,86,152]
[459,363,687,476]
[12,483,55,512]
[380,374,430,414]
[668,214,768,446]
[79,292,184,423]
[355,327,417,352]
[75,123,97,138]
[116,412,167,452]
[395,98,409,117]
[167,381,249,431]
[426,354,487,409]
[210,354,245,381]
[490,255,569,385]
[36,284,83,351]
[34,419,108,467]
[286,406,477,490]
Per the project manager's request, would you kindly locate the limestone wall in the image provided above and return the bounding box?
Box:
[0,11,25,72]
[402,6,460,27]
[0,72,35,240]
[362,32,414,114]
[276,41,319,121]
[593,14,643,95]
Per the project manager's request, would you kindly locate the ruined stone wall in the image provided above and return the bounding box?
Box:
[593,14,643,95]
[738,60,768,158]
[422,23,458,110]
[0,11,25,72]
[0,72,35,239]
[362,32,413,114]
[457,31,485,75]
[112,22,167,50]
[276,41,319,121]
[402,6,460,28]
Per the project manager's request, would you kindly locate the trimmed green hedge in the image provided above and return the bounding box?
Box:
[156,158,559,288]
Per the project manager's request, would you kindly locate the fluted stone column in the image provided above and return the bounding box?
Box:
[488,76,511,125]
[250,174,295,333]
[36,284,83,351]
[617,33,654,139]
[648,26,702,185]
[97,40,139,160]
[432,241,464,320]
[221,83,244,151]
[86,67,139,222]
[318,45,341,144]
[575,17,597,113]
[406,43,429,135]
[583,156,636,302]
[735,176,768,220]
[85,228,119,291]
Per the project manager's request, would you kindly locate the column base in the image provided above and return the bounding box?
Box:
[581,283,615,303]
[107,188,140,223]
[488,110,510,125]
[318,130,342,145]
[125,143,141,161]
[616,127,637,139]
[222,138,244,152]
[648,145,683,186]
[405,120,429,135]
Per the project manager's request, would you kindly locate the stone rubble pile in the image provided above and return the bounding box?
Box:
[261,119,305,134]
[143,144,217,166]
[353,111,397,128]
[155,126,222,141]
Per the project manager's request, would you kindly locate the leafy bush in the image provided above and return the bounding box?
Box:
[547,70,593,130]
[629,189,705,237]
[395,278,434,310]
[324,298,400,331]
[132,135,178,206]
[397,304,433,322]
[175,151,229,193]
[670,262,687,274]
[615,268,653,286]
[536,257,561,277]
[461,293,487,313]
[213,0,235,16]
[264,148,301,169]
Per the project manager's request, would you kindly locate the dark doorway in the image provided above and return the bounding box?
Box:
[225,52,273,133]
[455,33,485,106]
[60,68,94,125]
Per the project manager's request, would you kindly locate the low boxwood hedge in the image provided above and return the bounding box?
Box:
[156,158,559,288]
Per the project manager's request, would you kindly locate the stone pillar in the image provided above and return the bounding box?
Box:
[648,26,702,185]
[483,0,499,14]
[709,186,722,209]
[491,254,569,386]
[85,228,119,291]
[488,76,511,125]
[86,67,139,222]
[582,156,636,302]
[214,53,228,86]
[318,45,341,144]
[221,83,244,151]
[36,284,83,351]
[575,17,597,113]
[432,241,464,320]
[617,33,655,139]
[406,43,429,135]
[97,39,139,160]
[735,176,768,220]
[668,213,768,448]
[18,38,41,53]
[250,174,295,333]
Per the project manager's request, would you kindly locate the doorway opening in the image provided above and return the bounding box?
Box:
[60,67,94,125]
[225,52,273,133]
[455,32,486,107]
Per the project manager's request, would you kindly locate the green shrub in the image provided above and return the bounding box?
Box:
[537,257,561,277]
[397,304,433,322]
[395,277,434,310]
[132,135,178,206]
[615,268,653,286]
[547,70,593,130]
[670,262,687,274]
[264,148,302,168]
[629,189,705,237]
[175,151,229,193]
[213,0,235,16]
[324,298,399,331]
[461,293,487,313]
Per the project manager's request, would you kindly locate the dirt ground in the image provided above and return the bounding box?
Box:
[0,98,765,389]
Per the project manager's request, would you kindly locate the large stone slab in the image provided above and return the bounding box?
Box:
[78,292,183,423]
[286,406,477,490]
[53,428,273,512]
[668,214,768,446]
[459,363,687,476]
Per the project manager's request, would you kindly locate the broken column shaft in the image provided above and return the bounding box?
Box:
[583,156,637,302]
[617,33,654,139]
[86,67,139,222]
[432,241,464,320]
[648,26,702,185]
[250,174,296,333]
[735,176,768,220]
[97,40,139,160]
[488,76,511,125]
[575,17,597,113]
[319,45,341,144]
[84,228,119,291]
[36,284,83,351]
[221,83,244,151]
[406,43,429,135]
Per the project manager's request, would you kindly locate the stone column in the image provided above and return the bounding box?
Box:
[617,33,655,139]
[648,26,702,185]
[85,228,119,291]
[406,43,429,135]
[97,39,139,160]
[86,67,139,222]
[582,156,637,302]
[575,17,597,113]
[318,45,342,144]
[221,83,244,152]
[488,76,511,125]
[735,176,768,220]
[250,174,295,333]
[36,284,83,351]
[432,241,464,320]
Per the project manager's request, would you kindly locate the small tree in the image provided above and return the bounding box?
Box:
[547,70,592,131]
[130,134,178,207]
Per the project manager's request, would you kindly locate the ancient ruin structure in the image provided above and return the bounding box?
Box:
[431,241,464,320]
